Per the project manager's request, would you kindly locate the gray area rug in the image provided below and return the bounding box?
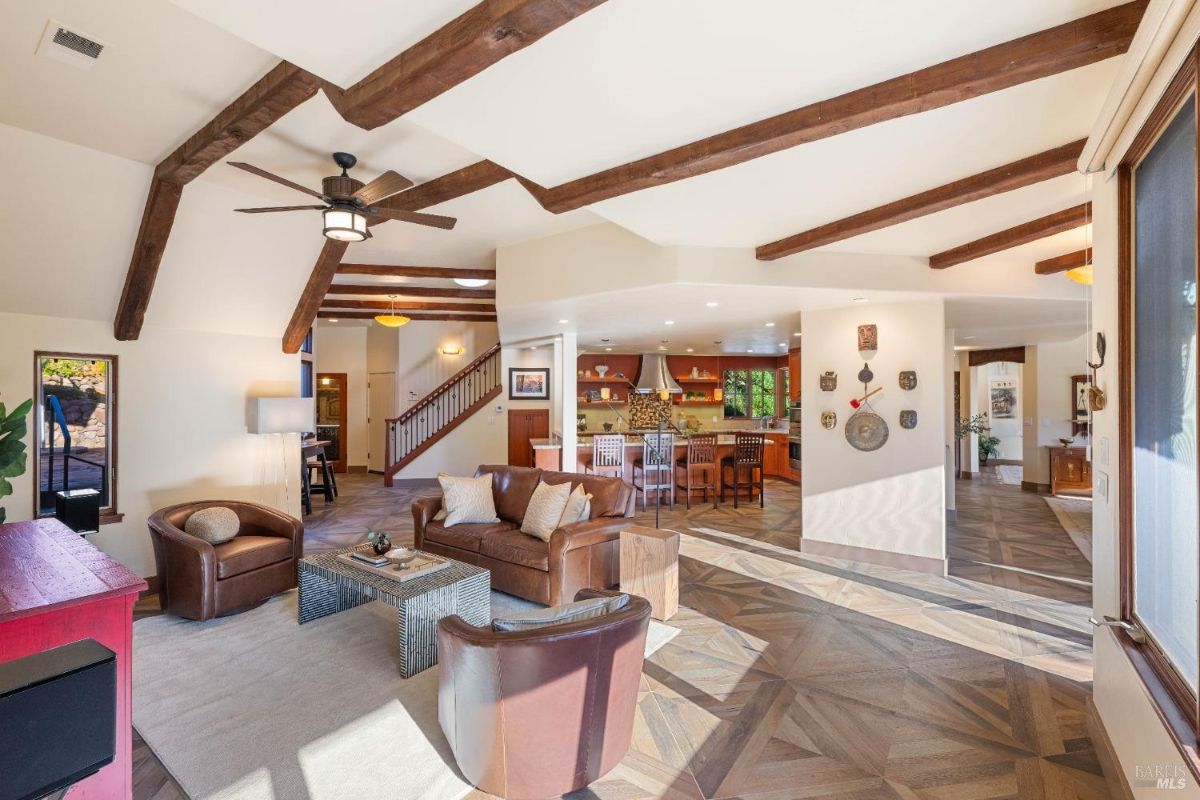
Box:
[1045,494,1093,563]
[995,464,1023,485]
[134,590,678,800]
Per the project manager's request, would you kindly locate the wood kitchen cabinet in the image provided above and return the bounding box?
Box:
[1049,446,1091,495]
[788,349,801,403]
[764,433,799,482]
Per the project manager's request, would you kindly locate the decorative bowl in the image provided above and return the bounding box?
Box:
[1058,437,1075,446]
[387,547,419,571]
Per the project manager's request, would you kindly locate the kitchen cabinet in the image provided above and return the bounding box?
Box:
[764,432,798,482]
[788,349,801,403]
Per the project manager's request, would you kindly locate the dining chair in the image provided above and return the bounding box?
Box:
[676,433,718,510]
[721,432,765,509]
[632,432,675,510]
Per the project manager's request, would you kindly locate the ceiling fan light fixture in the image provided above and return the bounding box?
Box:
[323,204,368,242]
[453,278,489,288]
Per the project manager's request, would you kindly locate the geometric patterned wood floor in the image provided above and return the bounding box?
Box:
[133,471,1109,800]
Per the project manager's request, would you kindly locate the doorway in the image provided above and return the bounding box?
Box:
[368,372,396,473]
[316,373,347,473]
[508,409,549,467]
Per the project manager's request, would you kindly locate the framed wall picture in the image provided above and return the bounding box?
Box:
[509,368,550,400]
[989,378,1018,420]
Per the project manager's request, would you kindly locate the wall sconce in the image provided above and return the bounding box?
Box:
[714,388,724,402]
[440,345,463,356]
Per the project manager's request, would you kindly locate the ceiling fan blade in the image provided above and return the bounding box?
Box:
[369,207,457,230]
[227,162,325,200]
[352,170,414,206]
[234,205,327,213]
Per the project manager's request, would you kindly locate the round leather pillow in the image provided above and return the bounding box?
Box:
[184,506,240,544]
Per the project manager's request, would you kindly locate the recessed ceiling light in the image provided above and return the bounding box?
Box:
[765,322,775,327]
[706,301,719,307]
[330,319,339,323]
[746,349,753,353]
[558,318,569,324]
[793,332,802,337]
[664,320,675,325]
[605,347,612,351]
[686,348,694,353]
[778,342,786,347]
[852,296,869,304]
[658,345,668,351]
[454,278,489,288]
[530,346,537,350]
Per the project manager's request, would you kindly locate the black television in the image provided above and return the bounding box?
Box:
[0,639,116,800]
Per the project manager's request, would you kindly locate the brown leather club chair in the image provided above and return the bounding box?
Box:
[147,500,303,621]
[438,589,651,800]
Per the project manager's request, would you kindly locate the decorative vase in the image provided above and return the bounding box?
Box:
[595,365,609,377]
[370,532,391,555]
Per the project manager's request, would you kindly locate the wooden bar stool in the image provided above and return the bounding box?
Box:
[584,434,626,478]
[676,433,718,510]
[721,432,765,509]
[632,432,675,510]
[302,443,335,508]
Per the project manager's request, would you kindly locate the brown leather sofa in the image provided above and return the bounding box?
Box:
[147,500,303,621]
[412,465,635,605]
[438,589,650,799]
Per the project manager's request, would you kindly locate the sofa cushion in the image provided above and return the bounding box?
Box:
[557,484,592,528]
[184,506,240,544]
[425,521,517,553]
[491,593,630,632]
[520,480,572,541]
[540,471,629,518]
[438,473,500,526]
[213,535,292,580]
[480,529,551,571]
[476,465,542,524]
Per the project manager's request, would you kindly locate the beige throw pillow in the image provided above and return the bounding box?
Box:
[183,506,240,544]
[492,594,630,632]
[438,473,499,527]
[556,484,593,528]
[520,480,572,541]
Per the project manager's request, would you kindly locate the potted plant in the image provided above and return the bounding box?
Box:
[978,434,1001,465]
[0,398,33,524]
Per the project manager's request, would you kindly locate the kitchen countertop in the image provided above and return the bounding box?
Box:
[531,434,782,450]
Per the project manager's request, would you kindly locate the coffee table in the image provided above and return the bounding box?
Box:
[297,544,490,678]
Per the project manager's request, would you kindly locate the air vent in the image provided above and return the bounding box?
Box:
[36,20,108,70]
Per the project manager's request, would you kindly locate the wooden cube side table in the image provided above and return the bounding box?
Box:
[620,526,679,621]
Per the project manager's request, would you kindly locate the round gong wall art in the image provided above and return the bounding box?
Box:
[845,409,889,452]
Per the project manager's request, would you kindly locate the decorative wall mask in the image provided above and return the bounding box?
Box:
[819,371,837,392]
[857,362,874,386]
[845,409,889,451]
[899,371,917,391]
[899,410,918,429]
[857,324,878,352]
[821,410,837,430]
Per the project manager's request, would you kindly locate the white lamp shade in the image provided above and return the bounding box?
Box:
[253,398,315,434]
[323,207,368,242]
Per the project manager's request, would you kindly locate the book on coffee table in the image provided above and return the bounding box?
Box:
[350,551,390,567]
[336,549,452,583]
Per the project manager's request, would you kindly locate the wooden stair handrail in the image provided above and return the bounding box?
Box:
[386,343,501,426]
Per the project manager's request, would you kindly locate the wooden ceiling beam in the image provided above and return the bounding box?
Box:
[317,311,498,322]
[327,0,608,130]
[115,61,321,341]
[336,264,496,280]
[532,1,1146,214]
[1036,248,1093,274]
[320,299,497,312]
[283,240,349,353]
[756,140,1086,260]
[327,284,495,299]
[929,203,1091,269]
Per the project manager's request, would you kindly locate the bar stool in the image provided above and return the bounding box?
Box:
[632,432,675,510]
[584,434,625,478]
[301,443,335,515]
[676,433,718,510]
[721,432,765,509]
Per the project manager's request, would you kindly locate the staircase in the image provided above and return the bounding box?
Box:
[383,343,502,486]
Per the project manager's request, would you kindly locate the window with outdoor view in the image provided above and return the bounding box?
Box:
[35,354,117,519]
[723,369,776,418]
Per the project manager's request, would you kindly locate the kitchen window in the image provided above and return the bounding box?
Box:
[1117,45,1200,775]
[723,369,777,418]
[33,352,119,522]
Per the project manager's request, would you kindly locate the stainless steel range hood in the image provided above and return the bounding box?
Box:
[634,353,684,394]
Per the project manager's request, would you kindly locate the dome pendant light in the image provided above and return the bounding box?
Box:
[453,277,489,288]
[374,295,410,328]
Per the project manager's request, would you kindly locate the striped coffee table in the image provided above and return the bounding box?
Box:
[297,544,490,678]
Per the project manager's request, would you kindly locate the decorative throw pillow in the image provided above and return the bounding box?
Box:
[438,473,499,527]
[556,484,593,528]
[183,506,240,544]
[492,593,630,632]
[520,480,572,541]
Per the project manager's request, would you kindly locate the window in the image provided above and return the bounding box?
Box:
[34,353,118,521]
[723,369,776,418]
[1119,49,1200,772]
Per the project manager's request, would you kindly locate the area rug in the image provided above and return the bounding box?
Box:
[134,590,678,800]
[1045,494,1093,563]
[995,464,1023,485]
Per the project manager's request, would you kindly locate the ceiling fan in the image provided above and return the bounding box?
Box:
[228,152,457,243]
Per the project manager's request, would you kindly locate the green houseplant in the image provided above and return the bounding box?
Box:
[978,434,1001,465]
[0,398,33,524]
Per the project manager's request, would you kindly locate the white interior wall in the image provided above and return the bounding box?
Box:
[313,326,368,468]
[1037,333,1092,448]
[0,311,300,578]
[801,299,947,565]
[983,361,1023,461]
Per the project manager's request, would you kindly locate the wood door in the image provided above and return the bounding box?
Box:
[316,372,348,472]
[367,372,396,473]
[508,409,549,467]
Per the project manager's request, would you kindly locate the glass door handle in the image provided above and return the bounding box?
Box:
[1089,616,1147,644]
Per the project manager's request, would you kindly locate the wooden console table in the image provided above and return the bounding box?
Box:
[0,518,146,799]
[1049,446,1092,496]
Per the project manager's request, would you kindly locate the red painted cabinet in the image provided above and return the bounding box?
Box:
[0,519,146,799]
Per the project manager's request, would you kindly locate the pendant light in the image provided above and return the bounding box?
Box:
[453,278,489,288]
[374,295,410,328]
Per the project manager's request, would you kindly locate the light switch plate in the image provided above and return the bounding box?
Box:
[1095,470,1109,501]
